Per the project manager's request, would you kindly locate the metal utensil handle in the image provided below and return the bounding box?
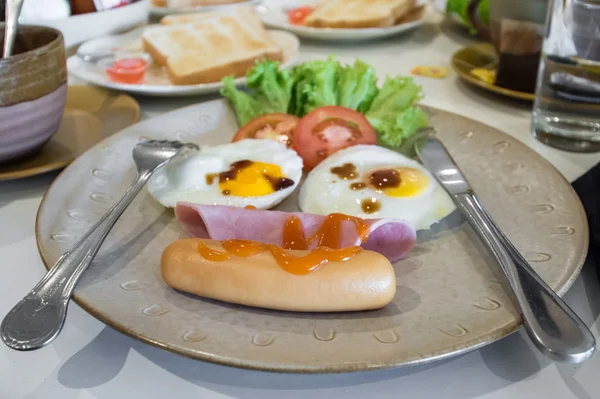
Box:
[455,192,596,363]
[3,0,25,58]
[0,173,150,350]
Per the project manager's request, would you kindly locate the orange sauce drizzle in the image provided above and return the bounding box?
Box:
[244,205,257,210]
[282,213,370,250]
[282,216,308,250]
[268,245,362,275]
[203,239,362,275]
[222,239,266,257]
[197,241,231,261]
[195,212,370,275]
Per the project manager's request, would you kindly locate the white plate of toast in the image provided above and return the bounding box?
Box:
[257,0,428,42]
[67,7,299,96]
[150,0,262,17]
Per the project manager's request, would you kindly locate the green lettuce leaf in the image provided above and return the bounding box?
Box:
[220,60,295,126]
[338,59,379,113]
[290,57,340,116]
[365,76,428,147]
[445,0,489,35]
[220,77,264,126]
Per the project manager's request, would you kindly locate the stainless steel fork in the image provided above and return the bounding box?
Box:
[1,139,198,351]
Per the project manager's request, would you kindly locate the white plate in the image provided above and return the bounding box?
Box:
[256,0,428,42]
[66,27,299,97]
[150,0,261,17]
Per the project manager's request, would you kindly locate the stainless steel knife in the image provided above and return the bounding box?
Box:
[415,129,595,363]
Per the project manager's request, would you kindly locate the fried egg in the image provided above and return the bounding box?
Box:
[147,139,303,209]
[298,145,456,230]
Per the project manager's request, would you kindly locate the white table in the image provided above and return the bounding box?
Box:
[2,12,600,399]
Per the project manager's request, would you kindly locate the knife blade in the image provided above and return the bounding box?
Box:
[413,131,471,196]
[415,130,595,364]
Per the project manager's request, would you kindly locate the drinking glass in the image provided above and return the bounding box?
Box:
[532,0,600,152]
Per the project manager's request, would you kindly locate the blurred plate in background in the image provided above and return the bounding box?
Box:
[67,27,299,96]
[257,0,428,42]
[149,0,261,17]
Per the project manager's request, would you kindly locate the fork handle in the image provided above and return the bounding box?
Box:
[0,172,150,351]
[455,193,596,363]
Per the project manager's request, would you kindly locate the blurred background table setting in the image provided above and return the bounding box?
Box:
[2,0,600,398]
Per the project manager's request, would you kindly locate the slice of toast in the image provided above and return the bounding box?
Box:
[152,0,167,7]
[142,8,283,85]
[159,6,265,32]
[304,0,417,29]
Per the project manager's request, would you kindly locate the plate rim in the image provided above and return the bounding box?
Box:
[0,85,141,182]
[34,99,589,373]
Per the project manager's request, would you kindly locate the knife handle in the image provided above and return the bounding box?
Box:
[454,193,596,363]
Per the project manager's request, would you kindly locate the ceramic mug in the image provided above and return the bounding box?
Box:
[0,24,68,163]
[467,0,548,48]
[466,0,549,93]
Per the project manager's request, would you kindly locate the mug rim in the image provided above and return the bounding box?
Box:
[0,23,65,63]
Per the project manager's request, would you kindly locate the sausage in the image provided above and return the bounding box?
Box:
[161,238,396,312]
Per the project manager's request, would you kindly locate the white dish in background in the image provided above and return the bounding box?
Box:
[150,0,261,17]
[256,0,428,42]
[66,27,299,97]
[21,0,150,48]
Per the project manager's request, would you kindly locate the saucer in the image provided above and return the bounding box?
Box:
[451,43,535,101]
[0,85,140,182]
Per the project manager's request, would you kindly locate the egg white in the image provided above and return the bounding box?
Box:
[298,145,456,230]
[147,139,303,209]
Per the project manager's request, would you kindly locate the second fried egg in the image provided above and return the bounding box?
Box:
[298,145,456,230]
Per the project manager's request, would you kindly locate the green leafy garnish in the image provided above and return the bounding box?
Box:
[365,76,428,147]
[445,0,489,35]
[220,60,294,126]
[338,59,379,114]
[290,56,340,116]
[221,56,429,148]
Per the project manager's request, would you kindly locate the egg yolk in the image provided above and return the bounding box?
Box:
[219,161,289,197]
[368,167,430,197]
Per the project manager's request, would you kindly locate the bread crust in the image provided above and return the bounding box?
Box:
[141,36,169,66]
[166,50,283,85]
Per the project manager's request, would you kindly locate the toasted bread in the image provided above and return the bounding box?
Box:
[304,0,417,29]
[142,8,283,85]
[160,6,267,33]
[152,0,167,7]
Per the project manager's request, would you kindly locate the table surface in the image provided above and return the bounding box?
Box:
[2,10,600,399]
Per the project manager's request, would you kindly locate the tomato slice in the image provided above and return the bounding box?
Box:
[232,113,300,148]
[286,5,313,25]
[292,106,377,171]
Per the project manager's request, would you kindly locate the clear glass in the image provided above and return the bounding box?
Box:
[532,0,600,152]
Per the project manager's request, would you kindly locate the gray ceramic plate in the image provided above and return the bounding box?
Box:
[36,100,588,373]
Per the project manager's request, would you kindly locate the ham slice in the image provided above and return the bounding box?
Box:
[174,202,417,263]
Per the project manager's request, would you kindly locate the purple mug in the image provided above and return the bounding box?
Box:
[0,24,67,164]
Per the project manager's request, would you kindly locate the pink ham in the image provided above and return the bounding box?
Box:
[174,202,417,263]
